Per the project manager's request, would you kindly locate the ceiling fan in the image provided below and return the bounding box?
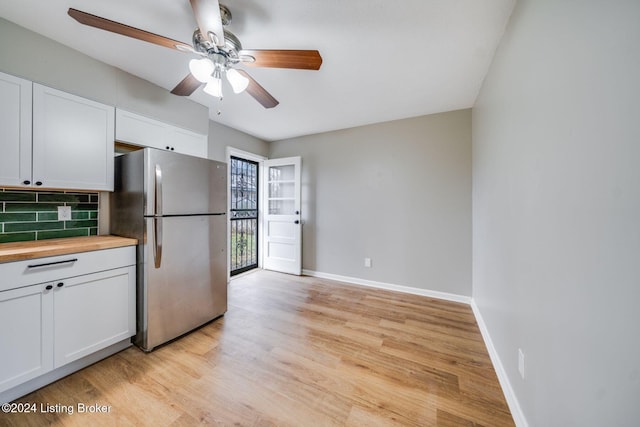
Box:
[67,0,322,108]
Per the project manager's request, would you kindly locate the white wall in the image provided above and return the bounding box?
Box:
[270,110,472,297]
[472,1,640,426]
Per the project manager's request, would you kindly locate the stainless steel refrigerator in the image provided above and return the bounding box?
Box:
[110,148,227,351]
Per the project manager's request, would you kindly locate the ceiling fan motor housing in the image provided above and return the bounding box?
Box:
[192,28,242,64]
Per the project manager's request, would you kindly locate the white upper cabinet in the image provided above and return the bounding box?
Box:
[115,109,167,151]
[33,84,115,191]
[0,72,115,192]
[115,109,208,159]
[0,72,32,187]
[169,126,209,158]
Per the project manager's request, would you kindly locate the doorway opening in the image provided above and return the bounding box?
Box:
[230,156,259,276]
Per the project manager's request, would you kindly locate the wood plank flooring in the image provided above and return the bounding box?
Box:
[2,270,514,426]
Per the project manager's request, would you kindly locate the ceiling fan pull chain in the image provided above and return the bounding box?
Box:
[216,95,223,116]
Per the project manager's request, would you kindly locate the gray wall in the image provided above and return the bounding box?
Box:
[270,110,472,296]
[472,0,640,426]
[0,17,208,134]
[209,121,269,162]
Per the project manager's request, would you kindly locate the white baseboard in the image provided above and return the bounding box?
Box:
[302,269,472,304]
[470,300,528,427]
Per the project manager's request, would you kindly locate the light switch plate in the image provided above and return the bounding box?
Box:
[57,206,72,221]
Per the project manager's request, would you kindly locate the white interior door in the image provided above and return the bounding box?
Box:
[263,157,301,275]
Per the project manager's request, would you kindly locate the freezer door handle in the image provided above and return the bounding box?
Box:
[154,217,163,268]
[155,164,163,216]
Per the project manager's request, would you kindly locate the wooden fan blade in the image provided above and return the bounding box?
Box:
[171,74,202,96]
[236,70,279,109]
[239,50,323,70]
[190,0,225,47]
[68,8,192,52]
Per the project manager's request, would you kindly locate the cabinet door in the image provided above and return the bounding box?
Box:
[0,284,54,393]
[169,126,208,158]
[53,266,135,367]
[0,72,32,187]
[32,84,115,191]
[115,109,208,158]
[115,109,167,150]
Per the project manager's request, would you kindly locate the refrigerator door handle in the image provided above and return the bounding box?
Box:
[153,164,163,268]
[154,216,163,268]
[155,164,163,216]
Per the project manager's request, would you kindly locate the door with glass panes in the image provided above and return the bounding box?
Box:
[263,156,301,275]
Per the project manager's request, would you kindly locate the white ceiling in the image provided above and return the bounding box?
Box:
[0,0,515,141]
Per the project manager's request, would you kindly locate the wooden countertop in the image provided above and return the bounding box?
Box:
[0,235,138,263]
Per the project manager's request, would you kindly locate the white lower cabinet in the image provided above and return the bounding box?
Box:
[0,246,135,401]
[54,267,135,367]
[0,284,53,393]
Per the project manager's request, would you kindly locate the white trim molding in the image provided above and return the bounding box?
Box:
[470,300,529,427]
[225,146,267,163]
[302,269,472,304]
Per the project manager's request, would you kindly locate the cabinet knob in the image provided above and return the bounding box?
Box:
[166,146,170,150]
[23,180,31,185]
[56,282,64,288]
[35,181,43,186]
[45,284,53,290]
[170,147,175,151]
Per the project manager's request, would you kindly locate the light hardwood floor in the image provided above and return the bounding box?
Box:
[3,270,514,426]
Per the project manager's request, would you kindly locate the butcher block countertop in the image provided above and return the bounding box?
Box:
[0,235,138,263]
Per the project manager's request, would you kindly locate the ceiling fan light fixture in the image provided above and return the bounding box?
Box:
[189,57,215,83]
[226,68,249,94]
[203,75,223,98]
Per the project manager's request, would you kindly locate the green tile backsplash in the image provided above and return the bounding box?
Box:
[0,189,99,243]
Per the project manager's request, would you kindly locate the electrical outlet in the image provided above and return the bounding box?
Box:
[57,206,72,221]
[518,348,525,380]
[364,258,372,268]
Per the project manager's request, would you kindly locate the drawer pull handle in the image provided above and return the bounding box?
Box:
[27,258,78,269]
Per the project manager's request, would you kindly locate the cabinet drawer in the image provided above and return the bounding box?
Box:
[0,246,135,292]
